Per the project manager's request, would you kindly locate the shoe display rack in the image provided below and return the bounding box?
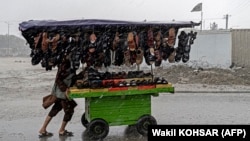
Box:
[19,19,199,140]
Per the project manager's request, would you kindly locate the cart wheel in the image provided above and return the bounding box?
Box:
[81,113,89,128]
[86,119,109,140]
[136,115,157,136]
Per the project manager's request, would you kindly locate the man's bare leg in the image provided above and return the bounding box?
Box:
[59,121,73,136]
[39,116,52,134]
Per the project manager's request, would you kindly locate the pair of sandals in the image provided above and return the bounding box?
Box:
[39,130,73,138]
[154,77,168,84]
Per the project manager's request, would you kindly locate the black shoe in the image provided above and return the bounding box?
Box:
[89,80,102,88]
[182,52,190,63]
[130,80,137,86]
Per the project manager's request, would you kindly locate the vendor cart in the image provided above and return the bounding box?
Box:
[69,83,174,139]
[19,18,199,140]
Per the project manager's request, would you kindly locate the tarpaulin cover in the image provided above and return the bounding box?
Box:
[19,19,200,32]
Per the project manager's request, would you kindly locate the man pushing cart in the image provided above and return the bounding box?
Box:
[19,19,199,140]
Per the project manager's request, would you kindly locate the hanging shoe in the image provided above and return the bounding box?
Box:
[155,31,162,49]
[34,33,42,49]
[147,28,154,48]
[31,49,43,65]
[90,33,97,43]
[136,48,143,65]
[124,50,131,67]
[154,49,162,67]
[104,49,111,67]
[114,46,124,66]
[127,32,136,51]
[112,32,120,51]
[49,33,60,53]
[184,45,191,53]
[168,48,176,63]
[148,47,156,64]
[182,52,190,63]
[175,47,182,63]
[167,27,176,47]
[41,32,49,53]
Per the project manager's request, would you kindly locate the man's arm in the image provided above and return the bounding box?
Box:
[55,60,71,92]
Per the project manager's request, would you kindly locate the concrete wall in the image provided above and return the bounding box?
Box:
[187,30,232,68]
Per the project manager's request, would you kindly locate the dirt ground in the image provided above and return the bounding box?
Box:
[155,64,250,86]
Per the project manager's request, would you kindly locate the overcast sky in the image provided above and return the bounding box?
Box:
[0,0,249,37]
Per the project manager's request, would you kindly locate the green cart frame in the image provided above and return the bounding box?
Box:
[69,83,174,139]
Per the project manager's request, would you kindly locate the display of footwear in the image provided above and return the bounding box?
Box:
[21,22,199,88]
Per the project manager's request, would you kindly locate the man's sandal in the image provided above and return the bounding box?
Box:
[38,131,53,138]
[59,130,74,137]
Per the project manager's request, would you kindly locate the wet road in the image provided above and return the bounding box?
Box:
[1,93,250,141]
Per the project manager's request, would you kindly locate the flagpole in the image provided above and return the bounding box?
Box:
[201,11,203,30]
[191,3,203,30]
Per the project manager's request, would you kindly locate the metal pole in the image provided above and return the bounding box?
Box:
[4,22,10,55]
[201,11,203,30]
[7,23,9,49]
[225,14,228,29]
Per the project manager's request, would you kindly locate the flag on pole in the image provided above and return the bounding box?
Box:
[191,3,202,12]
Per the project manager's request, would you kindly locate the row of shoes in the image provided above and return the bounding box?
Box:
[74,67,168,89]
[24,26,197,71]
[76,76,167,89]
[85,68,153,80]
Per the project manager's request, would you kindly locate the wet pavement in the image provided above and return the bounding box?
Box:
[1,93,250,141]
